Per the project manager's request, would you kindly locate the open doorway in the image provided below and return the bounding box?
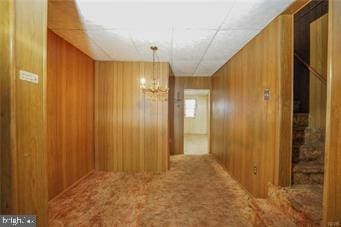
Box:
[183,89,210,155]
[278,1,328,224]
[292,0,328,186]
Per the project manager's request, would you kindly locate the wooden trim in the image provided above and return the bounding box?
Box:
[282,0,311,15]
[48,170,95,203]
[275,15,294,187]
[323,0,341,224]
[0,0,17,213]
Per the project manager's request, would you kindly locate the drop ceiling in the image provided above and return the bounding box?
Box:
[48,0,293,77]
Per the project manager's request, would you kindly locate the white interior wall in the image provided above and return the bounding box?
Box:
[184,94,209,135]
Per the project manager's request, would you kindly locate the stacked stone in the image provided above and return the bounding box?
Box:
[249,183,323,226]
[293,127,325,185]
[292,114,309,163]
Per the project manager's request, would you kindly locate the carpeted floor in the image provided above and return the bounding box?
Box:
[48,155,253,226]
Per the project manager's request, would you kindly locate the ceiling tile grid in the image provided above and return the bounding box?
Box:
[48,0,293,76]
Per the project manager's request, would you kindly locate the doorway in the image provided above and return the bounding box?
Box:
[283,1,328,224]
[292,0,328,186]
[183,89,210,155]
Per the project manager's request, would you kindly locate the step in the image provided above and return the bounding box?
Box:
[293,162,324,174]
[299,143,324,163]
[293,162,324,184]
[250,198,297,227]
[293,113,309,128]
[268,184,323,226]
[293,129,306,145]
[304,127,324,144]
[293,173,324,185]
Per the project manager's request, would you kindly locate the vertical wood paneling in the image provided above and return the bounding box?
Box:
[323,0,341,223]
[276,15,294,187]
[13,0,48,225]
[211,70,224,161]
[309,14,328,130]
[211,15,293,198]
[47,30,94,200]
[95,61,169,172]
[172,77,211,155]
[0,0,16,214]
[1,1,49,224]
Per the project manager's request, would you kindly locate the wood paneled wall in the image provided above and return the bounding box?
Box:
[211,15,293,198]
[172,77,211,155]
[0,0,49,225]
[15,0,49,224]
[0,0,15,214]
[47,30,94,200]
[323,0,341,223]
[95,61,170,172]
[309,14,328,130]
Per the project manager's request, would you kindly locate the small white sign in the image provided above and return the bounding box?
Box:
[19,70,39,84]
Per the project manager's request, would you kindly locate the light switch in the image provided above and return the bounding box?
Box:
[264,88,270,101]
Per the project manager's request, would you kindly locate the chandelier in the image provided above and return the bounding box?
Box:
[140,46,169,101]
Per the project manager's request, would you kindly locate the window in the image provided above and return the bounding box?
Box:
[185,99,196,118]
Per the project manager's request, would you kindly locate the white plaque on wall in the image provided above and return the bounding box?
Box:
[19,70,39,84]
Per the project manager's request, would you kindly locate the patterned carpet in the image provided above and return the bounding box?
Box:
[49,155,253,226]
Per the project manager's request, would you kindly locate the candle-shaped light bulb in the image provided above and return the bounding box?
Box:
[140,77,146,88]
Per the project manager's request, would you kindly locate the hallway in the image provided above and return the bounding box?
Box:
[184,134,209,155]
[49,155,253,226]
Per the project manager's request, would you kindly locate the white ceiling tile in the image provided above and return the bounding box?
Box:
[171,60,200,75]
[222,2,255,30]
[130,29,172,62]
[49,0,294,76]
[246,1,292,30]
[71,1,235,30]
[52,29,111,60]
[222,0,292,30]
[173,29,216,61]
[75,2,173,29]
[87,30,140,61]
[170,2,235,29]
[195,60,227,75]
[203,29,258,60]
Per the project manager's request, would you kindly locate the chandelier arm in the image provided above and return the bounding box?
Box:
[153,48,156,81]
[156,51,160,84]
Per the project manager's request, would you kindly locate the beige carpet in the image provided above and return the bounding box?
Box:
[49,155,253,226]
